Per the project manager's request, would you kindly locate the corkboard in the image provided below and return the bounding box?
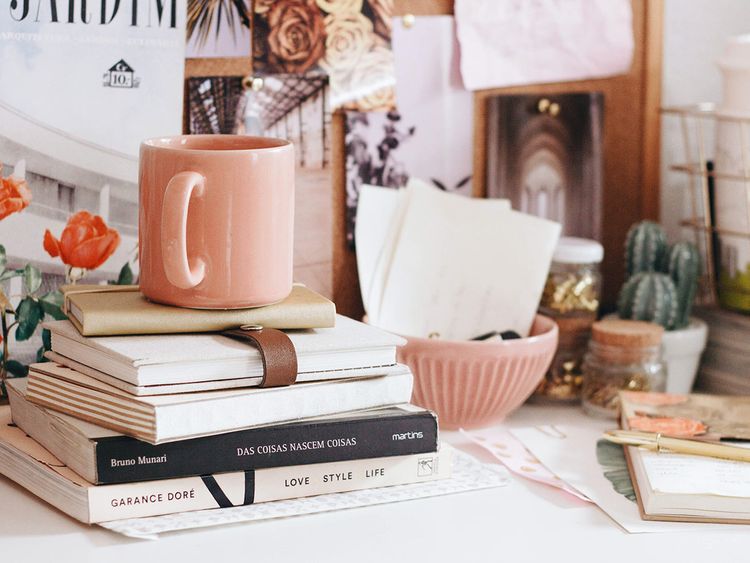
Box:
[333,0,663,319]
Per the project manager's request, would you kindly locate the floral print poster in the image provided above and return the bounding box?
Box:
[253,0,396,111]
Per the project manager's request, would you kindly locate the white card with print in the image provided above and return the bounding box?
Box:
[376,180,553,340]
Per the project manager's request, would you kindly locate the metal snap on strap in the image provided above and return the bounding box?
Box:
[240,324,264,331]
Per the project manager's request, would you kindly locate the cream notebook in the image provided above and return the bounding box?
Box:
[44,315,405,389]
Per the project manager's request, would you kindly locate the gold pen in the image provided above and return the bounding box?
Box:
[604,430,750,463]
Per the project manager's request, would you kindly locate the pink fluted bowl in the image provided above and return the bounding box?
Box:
[397,315,558,429]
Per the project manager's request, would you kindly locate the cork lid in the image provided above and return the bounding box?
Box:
[591,319,663,348]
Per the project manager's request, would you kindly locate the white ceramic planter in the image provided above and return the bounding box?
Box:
[661,318,708,394]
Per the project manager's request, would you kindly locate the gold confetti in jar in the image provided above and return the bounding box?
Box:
[581,319,666,419]
[534,238,603,402]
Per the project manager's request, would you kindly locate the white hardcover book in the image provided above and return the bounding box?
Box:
[27,363,414,444]
[0,405,449,524]
[44,315,404,388]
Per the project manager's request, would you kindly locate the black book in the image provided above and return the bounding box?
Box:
[7,379,437,484]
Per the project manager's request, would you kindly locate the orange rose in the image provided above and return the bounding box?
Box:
[0,166,32,220]
[628,415,707,438]
[267,0,326,73]
[43,210,120,270]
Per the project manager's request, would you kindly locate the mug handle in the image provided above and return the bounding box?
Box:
[161,171,206,289]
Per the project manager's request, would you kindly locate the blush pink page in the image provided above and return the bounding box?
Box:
[461,428,591,502]
[454,0,634,90]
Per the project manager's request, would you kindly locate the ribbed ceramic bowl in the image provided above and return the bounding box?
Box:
[397,315,558,429]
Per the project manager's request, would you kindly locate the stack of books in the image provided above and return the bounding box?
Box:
[0,285,448,524]
[693,305,750,395]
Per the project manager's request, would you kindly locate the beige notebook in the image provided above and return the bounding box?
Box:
[62,283,336,336]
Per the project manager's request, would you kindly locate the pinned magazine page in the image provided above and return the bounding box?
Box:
[345,15,473,247]
[253,0,395,111]
[454,0,634,91]
[187,77,248,134]
[485,93,604,241]
[344,111,413,246]
[0,4,185,281]
[391,16,473,196]
[373,180,557,340]
[186,1,251,58]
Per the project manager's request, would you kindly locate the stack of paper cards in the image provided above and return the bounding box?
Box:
[355,179,561,340]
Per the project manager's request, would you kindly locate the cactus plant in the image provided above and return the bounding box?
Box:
[625,221,668,278]
[667,241,701,329]
[617,272,679,329]
[618,221,701,331]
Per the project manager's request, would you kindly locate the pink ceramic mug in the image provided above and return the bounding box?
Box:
[139,135,295,309]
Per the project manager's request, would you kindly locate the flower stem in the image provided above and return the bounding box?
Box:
[0,311,8,401]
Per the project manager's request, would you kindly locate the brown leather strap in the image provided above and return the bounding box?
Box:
[222,325,298,388]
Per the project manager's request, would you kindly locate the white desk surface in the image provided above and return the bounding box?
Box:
[2,403,749,562]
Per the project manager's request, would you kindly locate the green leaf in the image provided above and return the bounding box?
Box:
[36,346,47,363]
[41,290,64,307]
[41,328,51,351]
[5,360,28,378]
[0,245,6,275]
[115,263,134,285]
[15,297,43,341]
[40,300,66,320]
[40,291,66,320]
[0,268,23,282]
[23,264,42,294]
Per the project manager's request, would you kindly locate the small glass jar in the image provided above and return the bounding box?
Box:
[534,238,603,402]
[581,319,666,419]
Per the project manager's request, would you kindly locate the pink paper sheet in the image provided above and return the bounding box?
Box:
[454,0,634,90]
[462,428,591,502]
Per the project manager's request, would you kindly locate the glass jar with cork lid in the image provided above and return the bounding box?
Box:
[581,319,666,418]
[534,237,603,402]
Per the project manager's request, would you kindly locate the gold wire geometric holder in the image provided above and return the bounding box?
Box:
[661,103,750,306]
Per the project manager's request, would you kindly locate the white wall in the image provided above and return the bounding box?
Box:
[660,0,750,241]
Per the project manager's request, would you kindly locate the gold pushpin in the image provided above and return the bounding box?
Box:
[242,76,264,91]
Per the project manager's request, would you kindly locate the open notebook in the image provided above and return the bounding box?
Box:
[620,390,750,524]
